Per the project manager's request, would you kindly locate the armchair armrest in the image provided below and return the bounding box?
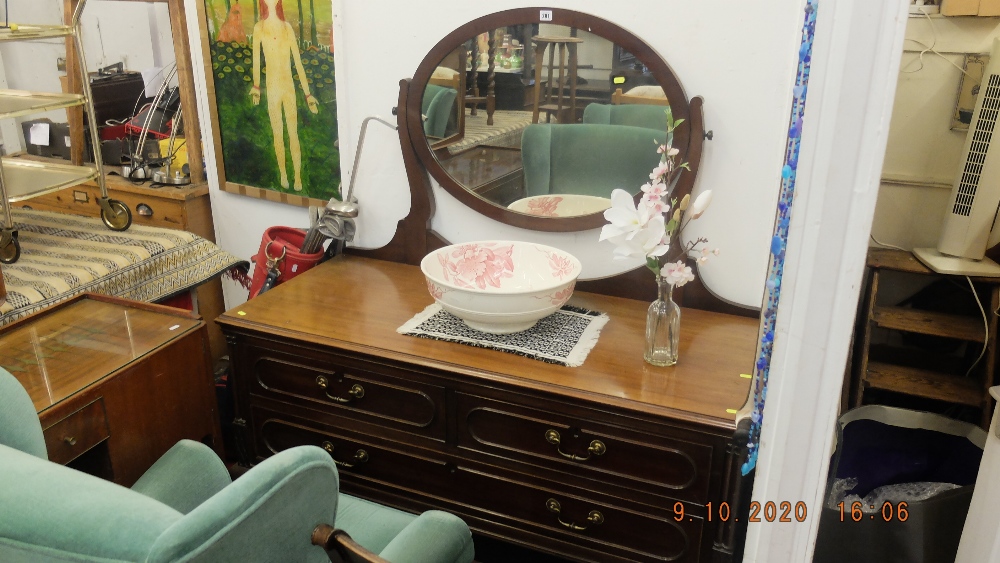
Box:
[377,511,474,563]
[312,524,389,563]
[131,439,232,514]
[146,445,340,563]
[312,509,474,563]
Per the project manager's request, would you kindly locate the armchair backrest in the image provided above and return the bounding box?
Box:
[0,438,339,563]
[521,123,665,198]
[0,367,47,459]
[582,103,670,132]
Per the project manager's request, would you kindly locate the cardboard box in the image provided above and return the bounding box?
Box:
[941,0,980,15]
[979,0,1000,15]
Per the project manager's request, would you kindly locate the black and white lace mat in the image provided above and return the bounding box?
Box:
[396,304,609,367]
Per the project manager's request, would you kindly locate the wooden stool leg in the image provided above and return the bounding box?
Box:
[545,45,555,106]
[568,41,578,123]
[532,43,545,123]
[556,43,566,122]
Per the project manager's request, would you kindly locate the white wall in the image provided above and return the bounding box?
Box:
[187,0,805,310]
[874,15,1000,249]
[0,1,175,152]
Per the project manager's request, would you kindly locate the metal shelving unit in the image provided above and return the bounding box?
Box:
[0,4,132,264]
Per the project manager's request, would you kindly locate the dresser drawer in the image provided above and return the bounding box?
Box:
[446,467,703,563]
[242,344,446,440]
[456,393,714,504]
[252,406,700,563]
[253,407,451,493]
[43,399,110,465]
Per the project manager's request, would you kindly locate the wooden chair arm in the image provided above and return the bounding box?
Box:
[312,524,390,563]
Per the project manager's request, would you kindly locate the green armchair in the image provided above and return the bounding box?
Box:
[581,103,669,132]
[0,368,474,563]
[421,84,458,139]
[520,123,666,198]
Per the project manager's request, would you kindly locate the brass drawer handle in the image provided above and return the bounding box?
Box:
[544,429,606,461]
[315,376,365,403]
[63,436,77,446]
[545,498,604,531]
[321,441,369,468]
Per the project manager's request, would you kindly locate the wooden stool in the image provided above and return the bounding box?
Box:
[531,35,584,124]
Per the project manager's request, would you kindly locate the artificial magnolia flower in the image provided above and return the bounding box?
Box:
[600,189,654,242]
[605,214,669,261]
[689,190,713,220]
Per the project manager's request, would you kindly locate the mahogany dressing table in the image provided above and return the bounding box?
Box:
[218,256,756,563]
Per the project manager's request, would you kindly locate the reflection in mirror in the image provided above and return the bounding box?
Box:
[423,46,465,148]
[423,24,671,219]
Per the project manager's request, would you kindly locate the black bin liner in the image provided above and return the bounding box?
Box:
[814,405,986,563]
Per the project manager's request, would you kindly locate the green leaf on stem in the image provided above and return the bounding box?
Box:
[646,257,661,277]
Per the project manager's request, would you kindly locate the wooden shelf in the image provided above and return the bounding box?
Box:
[851,248,1000,428]
[0,157,98,203]
[866,361,982,407]
[0,24,73,42]
[0,90,85,120]
[872,305,986,342]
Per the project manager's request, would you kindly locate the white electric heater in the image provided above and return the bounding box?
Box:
[914,37,1000,277]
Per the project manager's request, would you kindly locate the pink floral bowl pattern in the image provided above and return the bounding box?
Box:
[420,241,583,333]
[508,194,612,218]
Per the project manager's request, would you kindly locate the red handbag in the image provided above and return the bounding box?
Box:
[247,226,324,299]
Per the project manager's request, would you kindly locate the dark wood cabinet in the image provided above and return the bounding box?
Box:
[218,256,757,562]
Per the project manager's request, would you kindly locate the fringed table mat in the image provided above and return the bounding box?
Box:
[397,304,609,367]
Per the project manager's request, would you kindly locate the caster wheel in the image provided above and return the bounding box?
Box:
[101,199,132,231]
[0,234,20,264]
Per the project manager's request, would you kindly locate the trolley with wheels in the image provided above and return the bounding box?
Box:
[0,0,132,264]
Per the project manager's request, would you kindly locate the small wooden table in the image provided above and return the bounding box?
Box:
[0,293,222,485]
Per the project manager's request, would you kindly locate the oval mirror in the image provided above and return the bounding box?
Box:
[405,8,703,232]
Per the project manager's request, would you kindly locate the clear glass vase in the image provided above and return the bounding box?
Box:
[644,276,681,367]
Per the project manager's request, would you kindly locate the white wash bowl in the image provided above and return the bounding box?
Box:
[420,241,583,334]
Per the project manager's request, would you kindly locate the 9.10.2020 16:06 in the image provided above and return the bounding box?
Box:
[673,501,809,523]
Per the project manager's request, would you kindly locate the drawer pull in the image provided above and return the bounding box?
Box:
[315,376,365,403]
[136,203,154,217]
[544,429,606,461]
[545,498,604,531]
[63,436,77,446]
[320,441,369,468]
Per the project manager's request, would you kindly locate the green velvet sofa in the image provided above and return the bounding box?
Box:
[520,123,666,198]
[0,368,474,563]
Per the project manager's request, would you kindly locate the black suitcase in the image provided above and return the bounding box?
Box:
[88,63,152,126]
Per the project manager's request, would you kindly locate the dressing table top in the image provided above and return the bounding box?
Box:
[218,256,756,431]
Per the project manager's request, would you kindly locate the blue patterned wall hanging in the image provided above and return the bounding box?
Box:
[743,0,818,476]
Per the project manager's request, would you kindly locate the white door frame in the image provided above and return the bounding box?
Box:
[742,1,910,561]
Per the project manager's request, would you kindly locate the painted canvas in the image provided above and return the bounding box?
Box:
[202,0,339,202]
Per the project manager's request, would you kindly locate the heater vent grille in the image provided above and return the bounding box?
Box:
[954,74,1000,217]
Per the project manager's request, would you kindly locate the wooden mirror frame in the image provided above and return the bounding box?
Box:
[405,8,706,232]
[352,9,749,316]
